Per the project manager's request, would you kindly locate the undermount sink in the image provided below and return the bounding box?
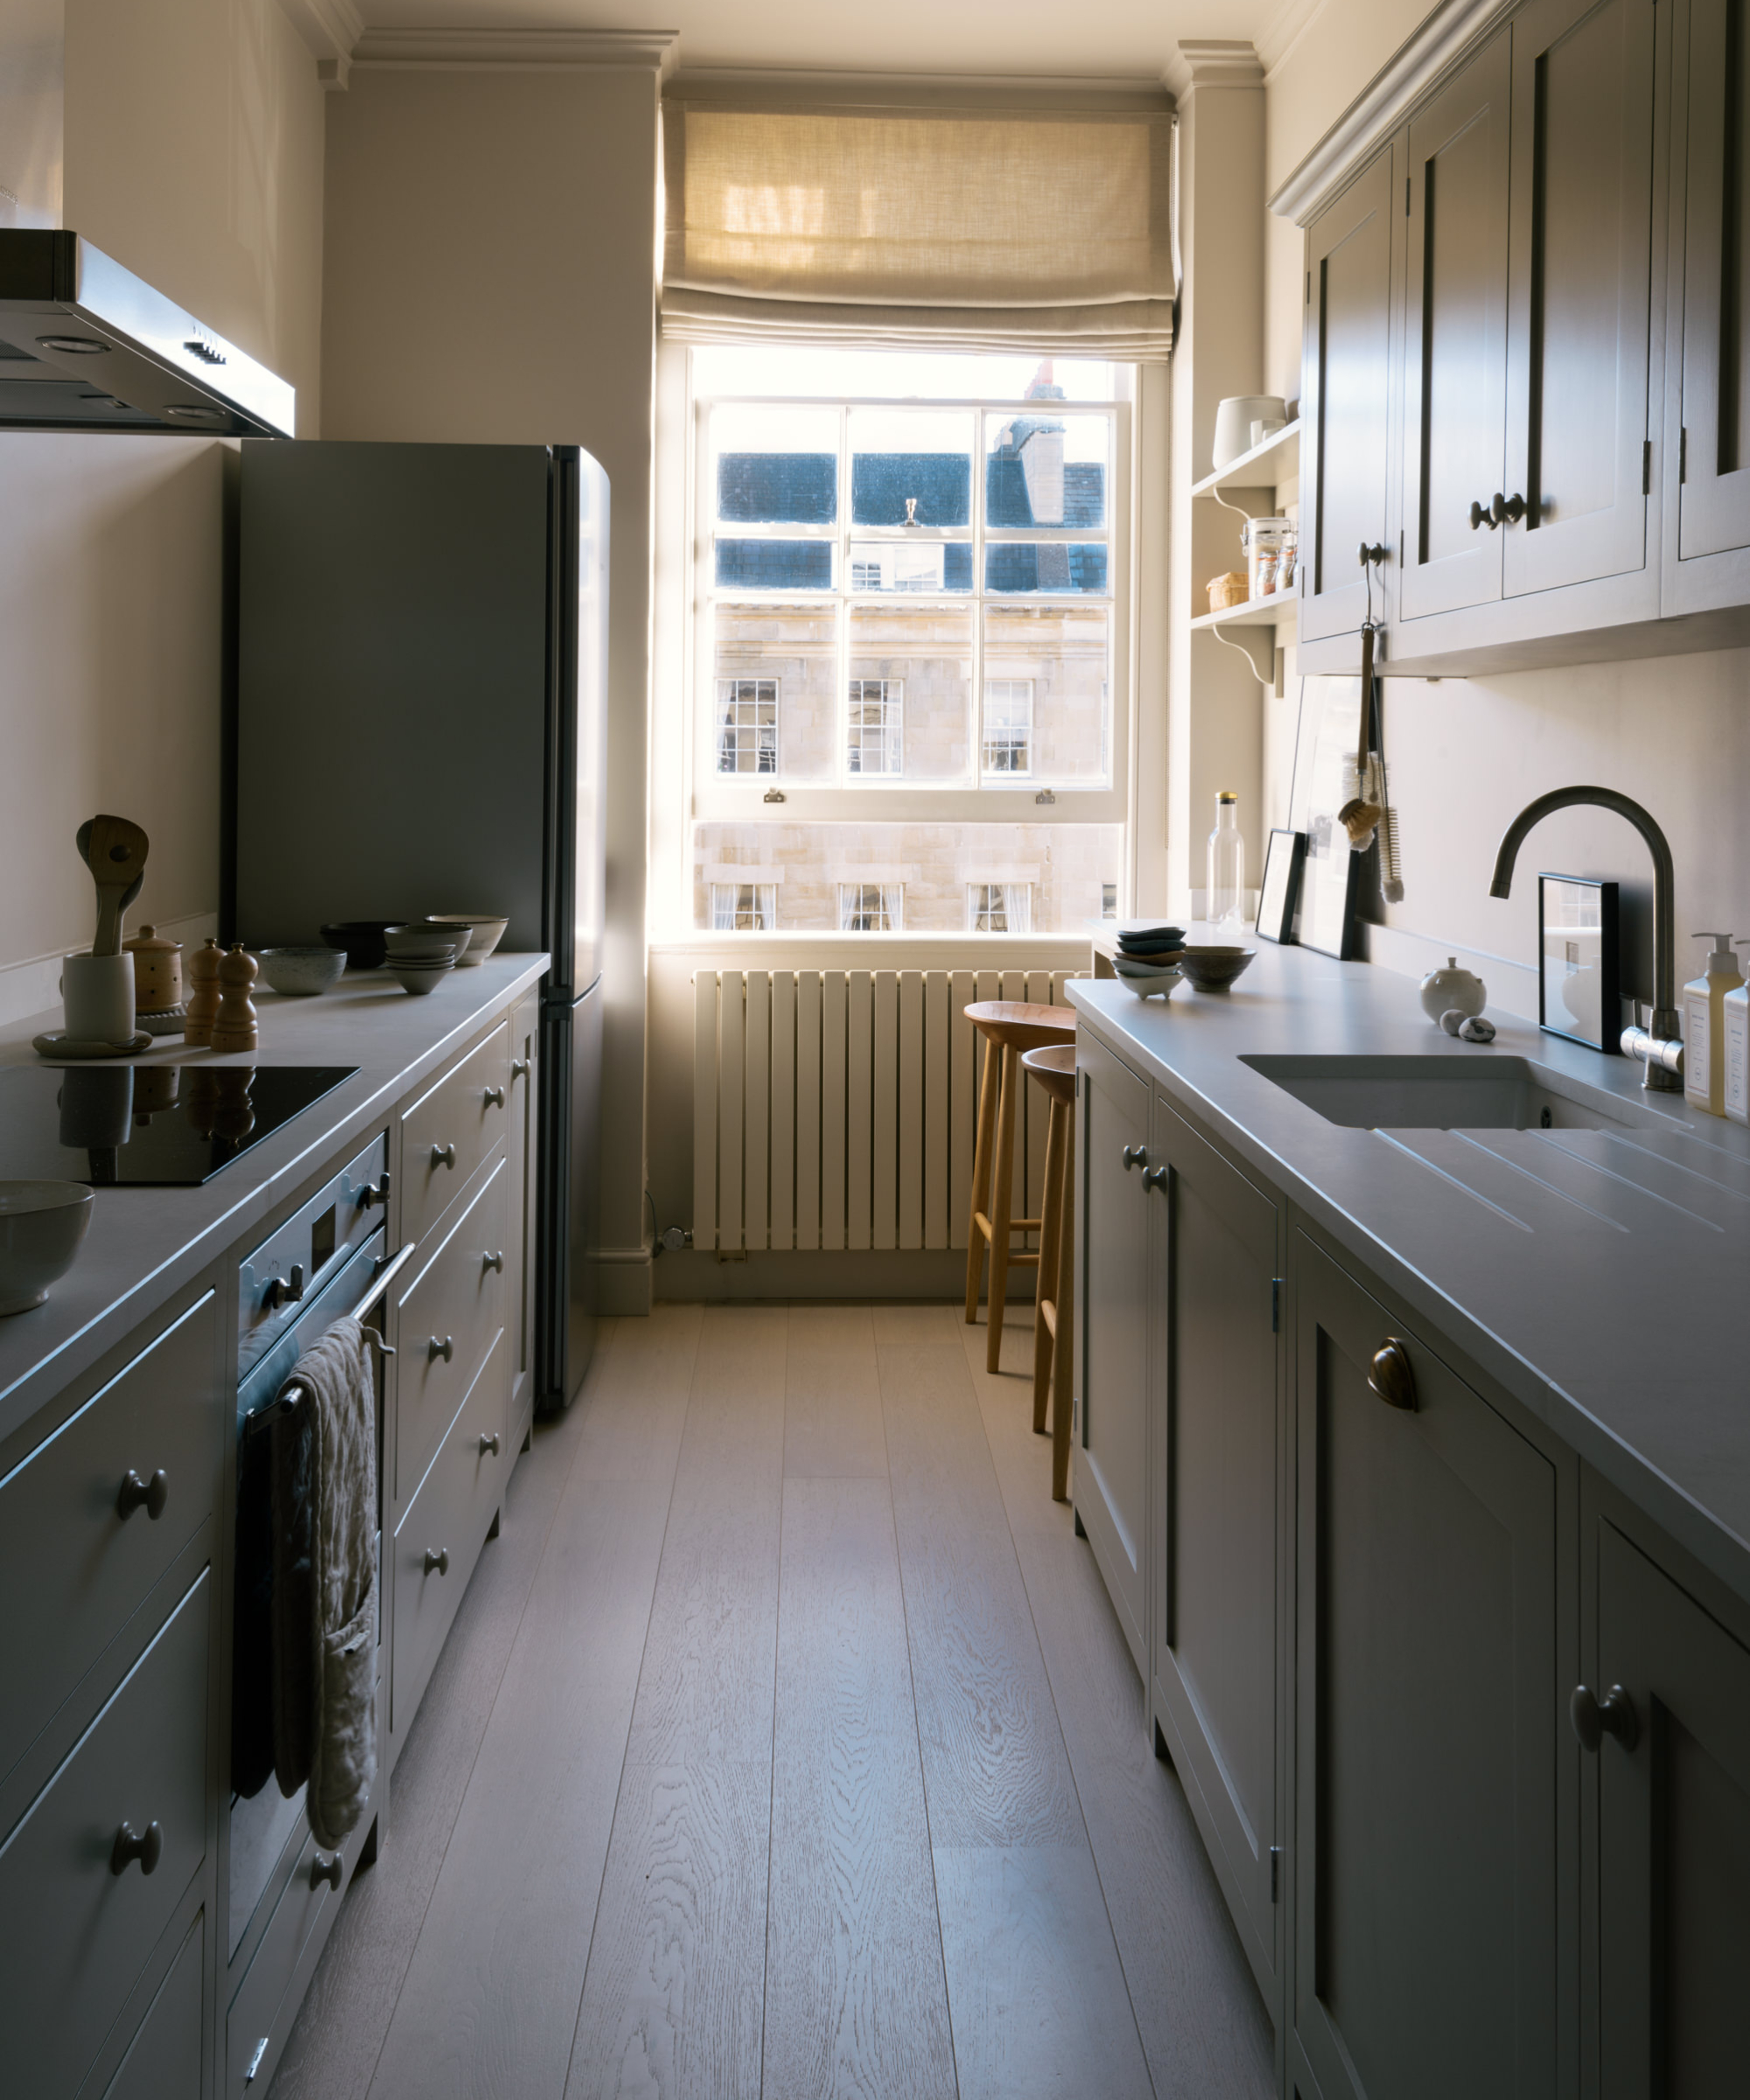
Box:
[1241,1054,1657,1132]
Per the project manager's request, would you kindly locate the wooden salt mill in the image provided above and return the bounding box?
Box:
[212,946,260,1054]
[184,939,223,1046]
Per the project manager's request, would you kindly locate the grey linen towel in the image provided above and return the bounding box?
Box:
[270,1313,379,1849]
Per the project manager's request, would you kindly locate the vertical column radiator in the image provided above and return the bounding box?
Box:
[692,968,1083,1253]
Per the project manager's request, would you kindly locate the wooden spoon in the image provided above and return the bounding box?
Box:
[77,815,150,956]
[1335,626,1382,851]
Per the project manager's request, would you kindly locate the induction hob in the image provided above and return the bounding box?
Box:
[0,1065,359,1186]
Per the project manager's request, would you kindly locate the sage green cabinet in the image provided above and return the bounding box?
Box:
[1146,1101,1284,2020]
[1290,1236,1562,2100]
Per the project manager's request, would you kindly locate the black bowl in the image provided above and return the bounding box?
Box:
[319,920,406,971]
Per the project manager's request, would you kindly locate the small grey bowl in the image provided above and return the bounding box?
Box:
[387,926,465,962]
[257,946,346,997]
[387,957,456,997]
[1179,945,1256,993]
[0,1181,94,1315]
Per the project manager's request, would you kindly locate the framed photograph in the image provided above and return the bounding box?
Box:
[1538,874,1620,1052]
[1297,812,1361,959]
[1256,829,1306,944]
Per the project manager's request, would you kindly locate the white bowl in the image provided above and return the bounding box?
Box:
[387,958,456,996]
[257,946,346,996]
[0,1181,94,1315]
[426,914,508,967]
[385,927,464,961]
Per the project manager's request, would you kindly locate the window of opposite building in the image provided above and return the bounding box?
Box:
[970,883,1032,934]
[710,882,778,931]
[687,346,1130,934]
[839,882,903,932]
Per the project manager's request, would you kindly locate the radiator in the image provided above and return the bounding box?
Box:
[693,968,1084,1254]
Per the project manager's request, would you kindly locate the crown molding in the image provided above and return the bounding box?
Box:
[1163,38,1264,99]
[665,65,1172,110]
[1269,0,1513,222]
[351,26,680,80]
[1256,0,1331,80]
[278,0,364,89]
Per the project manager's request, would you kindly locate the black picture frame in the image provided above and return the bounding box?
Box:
[1256,829,1306,943]
[1297,812,1361,960]
[1538,874,1620,1053]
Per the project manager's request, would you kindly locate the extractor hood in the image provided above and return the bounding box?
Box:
[0,229,295,437]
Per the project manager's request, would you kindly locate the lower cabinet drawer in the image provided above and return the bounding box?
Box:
[393,1152,508,1505]
[0,1291,220,1791]
[392,1327,508,1740]
[0,1569,210,2098]
[102,1909,206,2100]
[400,1020,513,1247]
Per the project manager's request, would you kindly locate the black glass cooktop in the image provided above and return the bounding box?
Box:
[0,1065,359,1186]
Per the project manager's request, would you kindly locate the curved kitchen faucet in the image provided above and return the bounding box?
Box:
[1488,786,1684,1091]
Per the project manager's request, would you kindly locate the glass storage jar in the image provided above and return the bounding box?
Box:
[1242,516,1297,599]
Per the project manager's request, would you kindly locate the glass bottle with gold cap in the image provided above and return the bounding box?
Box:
[1206,790,1245,931]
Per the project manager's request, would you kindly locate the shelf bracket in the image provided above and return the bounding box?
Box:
[1205,618,1280,694]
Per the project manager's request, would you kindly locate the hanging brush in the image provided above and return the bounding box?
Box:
[1336,545,1387,851]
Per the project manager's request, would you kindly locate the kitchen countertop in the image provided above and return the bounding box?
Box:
[0,954,548,1449]
[1071,946,1750,1606]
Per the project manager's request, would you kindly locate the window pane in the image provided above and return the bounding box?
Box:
[716,540,836,591]
[846,679,904,777]
[850,409,973,526]
[848,603,973,783]
[712,604,837,780]
[847,539,972,593]
[984,605,1110,783]
[985,406,1109,528]
[984,542,1108,594]
[714,403,838,523]
[691,820,1120,932]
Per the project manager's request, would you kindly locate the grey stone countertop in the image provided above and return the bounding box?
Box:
[0,953,548,1449]
[1071,943,1750,1606]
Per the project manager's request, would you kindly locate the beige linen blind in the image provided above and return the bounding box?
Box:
[662,102,1177,360]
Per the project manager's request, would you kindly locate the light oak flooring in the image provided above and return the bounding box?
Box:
[270,1303,1273,2100]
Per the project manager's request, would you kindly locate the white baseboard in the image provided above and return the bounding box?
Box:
[594,1246,654,1315]
[0,911,219,1031]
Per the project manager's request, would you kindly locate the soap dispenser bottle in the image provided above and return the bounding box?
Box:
[1726,965,1750,1126]
[1684,933,1742,1116]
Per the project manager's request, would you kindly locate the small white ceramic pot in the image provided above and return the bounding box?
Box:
[60,951,136,1042]
[0,1181,94,1314]
[1419,956,1487,1023]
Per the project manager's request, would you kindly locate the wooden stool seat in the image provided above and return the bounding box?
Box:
[1022,1044,1076,1502]
[963,1002,1077,1375]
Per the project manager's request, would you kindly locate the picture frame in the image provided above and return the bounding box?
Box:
[1256,829,1306,944]
[1296,813,1361,959]
[1538,874,1620,1053]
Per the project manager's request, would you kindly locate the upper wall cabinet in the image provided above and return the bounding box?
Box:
[1278,0,1750,676]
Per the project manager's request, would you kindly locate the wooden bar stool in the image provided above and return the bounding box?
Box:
[962,1000,1076,1373]
[1023,1043,1076,1502]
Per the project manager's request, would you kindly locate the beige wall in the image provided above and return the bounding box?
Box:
[321,59,662,1309]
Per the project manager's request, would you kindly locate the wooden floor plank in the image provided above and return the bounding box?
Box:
[570,1304,704,1483]
[877,1341,1081,1849]
[763,1477,957,2100]
[871,1303,964,1346]
[784,1306,885,1480]
[932,1843,1155,2100]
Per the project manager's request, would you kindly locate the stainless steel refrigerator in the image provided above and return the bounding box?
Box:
[229,440,608,1408]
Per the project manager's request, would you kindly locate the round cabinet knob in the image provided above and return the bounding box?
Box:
[428,1335,454,1364]
[1121,1144,1148,1171]
[1571,1682,1640,1754]
[483,1250,505,1276]
[311,1851,344,1892]
[483,1085,506,1109]
[430,1143,456,1170]
[110,1820,163,1877]
[1142,1165,1167,1191]
[423,1546,450,1577]
[479,1432,502,1457]
[1469,499,1499,531]
[511,1059,530,1080]
[1492,491,1527,526]
[117,1468,169,1522]
[1368,1339,1418,1411]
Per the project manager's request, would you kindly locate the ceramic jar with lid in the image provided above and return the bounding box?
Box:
[1419,956,1487,1024]
[122,924,186,1035]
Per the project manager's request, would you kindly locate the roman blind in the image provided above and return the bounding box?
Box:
[662,100,1177,360]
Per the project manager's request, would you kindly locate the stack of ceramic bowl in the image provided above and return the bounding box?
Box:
[382,925,460,995]
[1111,920,1186,998]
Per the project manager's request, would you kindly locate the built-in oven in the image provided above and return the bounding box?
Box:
[227,1131,408,1968]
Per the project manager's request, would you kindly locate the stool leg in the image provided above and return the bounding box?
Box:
[986,1043,1018,1373]
[964,1030,999,1325]
[1032,1097,1065,1433]
[1052,1104,1075,1503]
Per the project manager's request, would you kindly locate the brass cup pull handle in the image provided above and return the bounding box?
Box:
[430,1143,456,1170]
[1469,499,1499,531]
[511,1059,530,1080]
[1142,1165,1167,1191]
[1368,1339,1418,1411]
[483,1250,504,1275]
[428,1335,454,1363]
[483,1086,506,1109]
[111,1820,163,1877]
[117,1468,169,1522]
[479,1432,501,1457]
[311,1851,344,1893]
[423,1546,450,1576]
[1492,491,1527,526]
[1571,1682,1640,1754]
[1121,1144,1148,1171]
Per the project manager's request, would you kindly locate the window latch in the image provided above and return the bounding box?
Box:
[1034,788,1057,806]
[762,787,786,803]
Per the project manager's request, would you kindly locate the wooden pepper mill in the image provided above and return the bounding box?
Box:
[212,946,260,1054]
[184,939,223,1047]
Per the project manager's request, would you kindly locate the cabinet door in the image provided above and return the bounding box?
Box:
[1400,30,1512,620]
[1302,147,1396,643]
[1675,0,1750,563]
[1502,0,1656,597]
[1075,1032,1151,1675]
[1149,1102,1282,2012]
[1587,1520,1750,2097]
[1292,1239,1558,2100]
